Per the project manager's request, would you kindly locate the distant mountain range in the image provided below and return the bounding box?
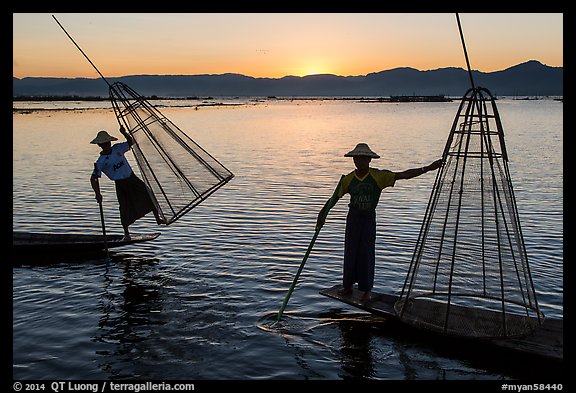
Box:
[13,60,562,98]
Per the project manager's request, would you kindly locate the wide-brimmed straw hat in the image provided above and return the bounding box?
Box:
[90,130,118,144]
[344,143,380,159]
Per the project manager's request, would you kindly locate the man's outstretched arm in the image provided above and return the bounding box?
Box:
[395,158,443,180]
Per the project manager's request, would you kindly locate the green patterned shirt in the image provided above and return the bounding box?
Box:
[336,168,396,211]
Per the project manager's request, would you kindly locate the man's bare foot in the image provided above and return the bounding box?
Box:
[122,235,132,241]
[337,287,353,296]
[360,290,372,302]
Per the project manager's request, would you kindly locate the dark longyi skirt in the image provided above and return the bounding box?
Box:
[343,208,377,292]
[115,173,156,227]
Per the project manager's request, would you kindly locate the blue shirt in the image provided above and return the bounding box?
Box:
[92,142,134,181]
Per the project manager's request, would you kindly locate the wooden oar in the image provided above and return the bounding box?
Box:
[97,198,110,260]
[274,226,321,324]
[94,163,110,260]
[274,180,341,325]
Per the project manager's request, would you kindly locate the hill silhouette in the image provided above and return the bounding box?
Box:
[13,60,562,98]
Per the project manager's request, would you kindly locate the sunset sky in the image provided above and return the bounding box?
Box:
[13,13,563,79]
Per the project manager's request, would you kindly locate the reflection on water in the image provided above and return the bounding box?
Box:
[13,99,562,380]
[333,315,377,379]
[95,255,164,379]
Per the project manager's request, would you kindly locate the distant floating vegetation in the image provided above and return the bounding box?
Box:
[13,95,107,101]
[19,94,567,106]
[359,95,453,103]
[13,94,456,104]
[12,95,205,101]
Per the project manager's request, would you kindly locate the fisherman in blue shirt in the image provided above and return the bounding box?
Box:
[90,126,164,240]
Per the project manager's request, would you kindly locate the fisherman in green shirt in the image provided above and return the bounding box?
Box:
[317,143,442,301]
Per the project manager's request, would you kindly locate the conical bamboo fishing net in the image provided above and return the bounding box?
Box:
[110,82,234,225]
[394,87,543,338]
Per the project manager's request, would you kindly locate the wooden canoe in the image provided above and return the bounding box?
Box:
[320,284,562,363]
[13,231,160,256]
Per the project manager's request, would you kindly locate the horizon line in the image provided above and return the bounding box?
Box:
[13,59,560,80]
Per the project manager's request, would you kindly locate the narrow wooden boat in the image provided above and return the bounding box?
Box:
[320,284,562,363]
[13,231,160,255]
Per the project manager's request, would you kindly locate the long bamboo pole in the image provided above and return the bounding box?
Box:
[274,227,321,324]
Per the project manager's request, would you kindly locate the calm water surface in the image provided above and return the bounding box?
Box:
[13,98,563,380]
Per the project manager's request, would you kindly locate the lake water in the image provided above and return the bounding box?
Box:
[12,97,563,381]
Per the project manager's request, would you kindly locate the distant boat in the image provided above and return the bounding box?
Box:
[13,231,160,257]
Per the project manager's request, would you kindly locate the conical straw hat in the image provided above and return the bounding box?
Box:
[344,143,380,158]
[90,130,118,144]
